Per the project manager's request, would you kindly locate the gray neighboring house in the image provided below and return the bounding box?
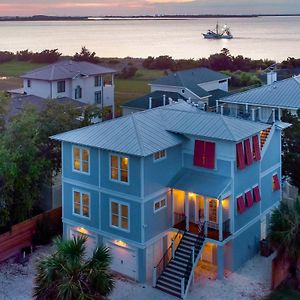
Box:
[149,67,230,108]
[19,60,117,114]
[121,90,187,115]
[219,75,300,123]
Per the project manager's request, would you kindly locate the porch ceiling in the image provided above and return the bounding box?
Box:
[168,168,231,199]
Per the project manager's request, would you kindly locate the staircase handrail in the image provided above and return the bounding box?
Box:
[154,229,182,281]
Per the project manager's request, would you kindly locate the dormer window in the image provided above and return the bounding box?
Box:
[57,80,65,93]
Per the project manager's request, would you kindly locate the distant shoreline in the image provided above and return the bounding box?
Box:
[0,14,300,22]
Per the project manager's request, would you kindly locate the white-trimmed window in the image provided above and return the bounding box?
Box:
[73,190,90,218]
[153,150,166,161]
[154,198,167,212]
[57,80,65,93]
[110,154,129,183]
[94,75,102,87]
[111,201,129,231]
[73,146,89,173]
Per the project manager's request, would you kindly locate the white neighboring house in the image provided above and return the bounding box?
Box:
[149,67,230,108]
[21,60,117,114]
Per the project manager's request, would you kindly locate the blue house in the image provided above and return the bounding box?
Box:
[52,101,285,299]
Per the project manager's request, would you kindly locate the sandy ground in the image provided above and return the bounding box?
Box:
[0,244,274,300]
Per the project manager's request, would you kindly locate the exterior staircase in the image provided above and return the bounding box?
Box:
[260,128,271,149]
[154,231,205,299]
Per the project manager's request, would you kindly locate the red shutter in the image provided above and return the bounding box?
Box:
[204,142,215,169]
[245,190,254,208]
[252,135,261,161]
[236,142,245,170]
[253,186,261,202]
[237,195,246,213]
[194,140,205,167]
[244,139,253,166]
[273,174,280,191]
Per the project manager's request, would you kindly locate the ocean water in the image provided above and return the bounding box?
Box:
[0,16,299,61]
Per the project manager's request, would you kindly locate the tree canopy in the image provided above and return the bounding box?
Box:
[0,97,99,231]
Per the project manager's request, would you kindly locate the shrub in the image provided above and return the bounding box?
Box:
[118,66,137,79]
[16,50,33,61]
[73,46,100,64]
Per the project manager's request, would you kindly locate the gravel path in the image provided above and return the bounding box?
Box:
[0,245,274,300]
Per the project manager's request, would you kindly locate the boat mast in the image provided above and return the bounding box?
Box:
[216,21,219,35]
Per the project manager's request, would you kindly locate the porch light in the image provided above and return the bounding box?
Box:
[77,227,89,235]
[188,192,196,198]
[114,240,128,248]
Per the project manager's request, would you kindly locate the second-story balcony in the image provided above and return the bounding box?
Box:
[169,169,233,242]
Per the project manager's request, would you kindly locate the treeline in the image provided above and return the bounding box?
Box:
[143,49,276,72]
[0,49,61,64]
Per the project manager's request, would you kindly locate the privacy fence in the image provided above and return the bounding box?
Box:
[0,207,62,263]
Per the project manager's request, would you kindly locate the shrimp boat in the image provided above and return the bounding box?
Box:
[203,23,233,39]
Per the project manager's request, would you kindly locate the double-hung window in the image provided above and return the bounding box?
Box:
[110,154,129,183]
[75,85,82,99]
[73,146,89,173]
[95,91,102,104]
[27,79,31,88]
[94,75,101,87]
[73,190,90,218]
[57,80,65,93]
[111,201,129,231]
[153,150,166,161]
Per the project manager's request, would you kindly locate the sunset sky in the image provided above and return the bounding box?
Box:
[0,0,299,16]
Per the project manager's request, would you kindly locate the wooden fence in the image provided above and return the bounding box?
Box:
[0,207,62,263]
[271,254,290,290]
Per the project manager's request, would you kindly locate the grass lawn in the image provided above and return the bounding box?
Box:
[0,60,44,77]
[266,283,300,300]
[115,69,165,107]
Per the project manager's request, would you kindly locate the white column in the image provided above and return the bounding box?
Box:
[204,196,208,236]
[272,109,276,123]
[171,189,174,226]
[218,199,223,241]
[220,105,224,115]
[216,100,219,112]
[184,192,189,231]
[258,107,262,121]
[278,108,281,121]
[251,108,255,121]
[245,103,249,113]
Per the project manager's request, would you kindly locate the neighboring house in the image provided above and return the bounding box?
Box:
[149,67,230,108]
[52,101,286,299]
[121,90,187,115]
[218,74,300,123]
[20,60,116,114]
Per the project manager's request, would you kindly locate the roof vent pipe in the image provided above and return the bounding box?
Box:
[163,94,166,106]
[149,97,152,109]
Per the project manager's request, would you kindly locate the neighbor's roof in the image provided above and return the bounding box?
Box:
[121,90,187,110]
[6,94,86,122]
[220,76,300,110]
[52,101,270,157]
[21,60,116,81]
[169,168,231,199]
[150,67,229,98]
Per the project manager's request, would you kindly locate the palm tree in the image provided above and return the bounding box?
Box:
[34,236,115,299]
[270,198,300,289]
